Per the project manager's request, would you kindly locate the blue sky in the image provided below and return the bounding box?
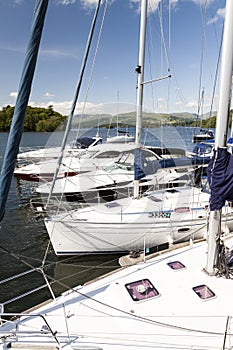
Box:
[0,0,226,117]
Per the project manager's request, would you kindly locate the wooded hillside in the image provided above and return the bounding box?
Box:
[0,105,66,132]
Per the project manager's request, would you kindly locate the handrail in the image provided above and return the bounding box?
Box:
[0,268,37,286]
[0,312,60,347]
[2,284,47,306]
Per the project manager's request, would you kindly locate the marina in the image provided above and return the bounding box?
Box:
[0,125,202,311]
[1,0,233,349]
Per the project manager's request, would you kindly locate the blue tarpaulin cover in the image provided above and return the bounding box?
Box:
[207,147,233,210]
[134,148,160,180]
[134,147,210,181]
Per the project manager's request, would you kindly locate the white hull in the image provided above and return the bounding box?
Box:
[14,143,135,182]
[2,240,233,350]
[45,215,207,254]
[44,186,233,255]
[17,136,103,161]
[1,0,233,349]
[2,0,233,348]
[36,145,192,196]
[107,135,135,143]
[36,166,189,197]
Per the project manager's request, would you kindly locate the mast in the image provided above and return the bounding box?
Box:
[205,0,233,275]
[134,0,148,198]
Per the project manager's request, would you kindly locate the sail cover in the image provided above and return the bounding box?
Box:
[0,0,48,222]
[207,147,233,210]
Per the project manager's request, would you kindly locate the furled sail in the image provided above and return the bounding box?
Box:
[207,147,233,210]
[0,0,48,222]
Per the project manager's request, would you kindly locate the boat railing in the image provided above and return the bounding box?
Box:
[30,194,92,216]
[18,145,53,153]
[0,312,61,347]
[0,267,55,310]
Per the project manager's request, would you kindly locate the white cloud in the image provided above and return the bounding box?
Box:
[80,0,100,9]
[13,0,24,4]
[39,48,79,59]
[208,7,225,24]
[57,0,76,5]
[28,100,72,115]
[191,0,214,5]
[217,7,225,19]
[9,91,18,100]
[170,0,178,5]
[56,0,101,9]
[26,99,137,116]
[43,92,55,98]
[148,0,162,13]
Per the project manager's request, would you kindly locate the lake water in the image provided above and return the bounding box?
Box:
[0,126,203,313]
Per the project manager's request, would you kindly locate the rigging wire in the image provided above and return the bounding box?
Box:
[143,0,171,147]
[207,1,224,119]
[195,0,207,129]
[42,0,109,221]
[45,0,102,207]
[77,0,109,130]
[208,30,223,119]
[0,242,121,308]
[2,242,232,340]
[41,0,109,267]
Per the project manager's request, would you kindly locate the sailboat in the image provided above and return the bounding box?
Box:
[1,2,233,348]
[43,0,233,255]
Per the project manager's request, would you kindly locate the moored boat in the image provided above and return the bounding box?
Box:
[1,1,233,350]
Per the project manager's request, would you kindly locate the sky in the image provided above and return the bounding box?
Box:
[0,0,226,117]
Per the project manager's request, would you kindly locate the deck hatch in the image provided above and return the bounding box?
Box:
[167,261,186,270]
[193,284,216,300]
[125,279,159,301]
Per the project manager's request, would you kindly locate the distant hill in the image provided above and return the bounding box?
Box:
[0,105,218,132]
[72,111,202,128]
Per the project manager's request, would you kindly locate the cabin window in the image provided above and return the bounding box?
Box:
[125,279,159,301]
[166,189,179,194]
[193,284,215,300]
[96,151,121,158]
[167,261,186,270]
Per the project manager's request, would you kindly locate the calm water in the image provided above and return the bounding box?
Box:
[0,127,201,313]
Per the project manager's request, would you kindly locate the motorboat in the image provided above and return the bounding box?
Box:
[13,142,135,182]
[106,130,135,143]
[192,128,214,143]
[17,135,103,162]
[36,146,196,202]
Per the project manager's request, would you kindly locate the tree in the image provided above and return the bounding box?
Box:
[0,105,66,132]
